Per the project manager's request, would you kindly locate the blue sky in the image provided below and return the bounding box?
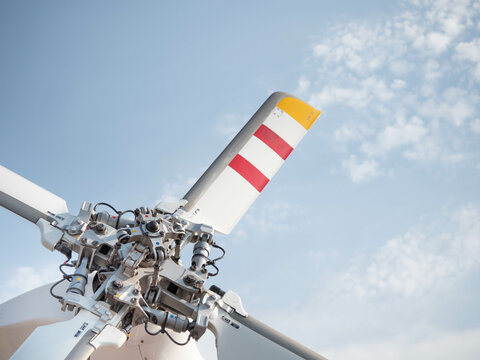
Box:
[1,0,480,359]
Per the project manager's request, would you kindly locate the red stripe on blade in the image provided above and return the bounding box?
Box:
[254,124,293,160]
[229,154,269,192]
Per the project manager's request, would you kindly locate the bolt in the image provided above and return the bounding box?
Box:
[80,237,88,245]
[133,288,140,295]
[96,223,106,234]
[184,275,194,285]
[146,220,160,233]
[130,298,137,304]
[92,240,99,247]
[112,280,123,289]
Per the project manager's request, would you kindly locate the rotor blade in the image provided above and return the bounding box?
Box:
[209,307,326,360]
[11,309,126,360]
[0,165,68,223]
[180,92,321,234]
[0,282,72,359]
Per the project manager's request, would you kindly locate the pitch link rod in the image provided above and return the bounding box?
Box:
[191,234,211,271]
[67,257,89,296]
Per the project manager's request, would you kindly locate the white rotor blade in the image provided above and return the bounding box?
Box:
[0,282,72,359]
[180,92,321,234]
[11,309,126,360]
[209,308,326,360]
[0,165,68,223]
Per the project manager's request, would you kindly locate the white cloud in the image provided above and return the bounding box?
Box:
[323,328,480,360]
[342,156,380,183]
[424,60,441,81]
[456,38,480,62]
[340,204,480,298]
[261,203,480,359]
[471,118,480,133]
[390,79,406,90]
[443,152,465,163]
[426,31,452,53]
[242,200,293,234]
[456,38,480,81]
[313,43,330,57]
[440,87,476,126]
[1,265,60,303]
[295,76,310,94]
[309,77,393,109]
[155,175,197,204]
[403,136,441,161]
[302,0,480,181]
[362,116,428,157]
[334,125,365,143]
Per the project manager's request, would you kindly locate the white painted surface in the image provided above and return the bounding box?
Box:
[11,309,100,359]
[0,165,68,216]
[182,166,259,234]
[263,108,307,148]
[210,309,304,360]
[0,282,73,359]
[238,136,284,179]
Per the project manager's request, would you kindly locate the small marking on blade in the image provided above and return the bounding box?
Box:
[221,316,240,330]
[74,322,89,337]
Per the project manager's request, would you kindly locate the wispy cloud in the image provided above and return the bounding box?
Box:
[0,264,60,303]
[155,175,197,204]
[340,204,480,298]
[323,328,480,360]
[302,0,480,181]
[361,116,428,157]
[265,204,480,359]
[228,200,295,244]
[342,155,380,182]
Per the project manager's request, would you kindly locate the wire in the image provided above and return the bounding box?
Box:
[94,202,120,214]
[144,320,163,335]
[210,243,226,262]
[207,262,219,277]
[205,243,225,277]
[59,263,75,281]
[164,329,192,346]
[94,202,135,229]
[49,261,76,300]
[144,319,192,346]
[49,278,66,300]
